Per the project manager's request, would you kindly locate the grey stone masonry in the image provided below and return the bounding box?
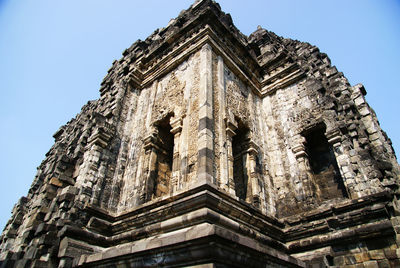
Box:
[1,0,400,267]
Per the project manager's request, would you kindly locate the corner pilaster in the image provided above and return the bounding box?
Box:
[197,43,214,184]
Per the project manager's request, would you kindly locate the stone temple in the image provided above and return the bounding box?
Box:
[1,1,400,267]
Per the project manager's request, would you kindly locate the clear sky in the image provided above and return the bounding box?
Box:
[0,0,399,231]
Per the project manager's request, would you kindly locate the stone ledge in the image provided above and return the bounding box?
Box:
[58,185,297,266]
[76,223,305,268]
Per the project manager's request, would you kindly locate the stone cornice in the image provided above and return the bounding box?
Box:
[125,8,305,98]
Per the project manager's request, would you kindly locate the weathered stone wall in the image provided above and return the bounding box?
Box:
[212,59,275,214]
[254,34,400,217]
[115,51,201,212]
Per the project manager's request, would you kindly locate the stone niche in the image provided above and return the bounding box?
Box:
[146,116,175,199]
[303,123,348,203]
[232,121,251,201]
[1,0,400,267]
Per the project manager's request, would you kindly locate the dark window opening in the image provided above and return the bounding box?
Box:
[325,255,334,266]
[232,122,250,201]
[304,125,348,200]
[153,117,174,198]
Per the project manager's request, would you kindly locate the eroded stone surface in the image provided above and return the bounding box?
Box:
[1,0,400,267]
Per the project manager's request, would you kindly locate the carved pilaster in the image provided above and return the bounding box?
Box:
[141,133,159,202]
[197,43,214,184]
[292,141,313,200]
[292,144,308,159]
[170,116,183,192]
[225,119,237,195]
[325,128,353,198]
[217,55,228,192]
[247,141,260,208]
[326,129,342,148]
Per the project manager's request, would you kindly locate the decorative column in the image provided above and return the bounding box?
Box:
[292,140,313,201]
[225,120,237,195]
[325,128,352,198]
[170,116,183,193]
[246,141,260,208]
[217,55,229,192]
[141,132,158,202]
[325,129,341,152]
[197,43,214,184]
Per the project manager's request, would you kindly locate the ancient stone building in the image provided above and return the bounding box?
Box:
[1,1,400,267]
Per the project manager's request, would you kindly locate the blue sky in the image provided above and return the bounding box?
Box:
[0,0,399,231]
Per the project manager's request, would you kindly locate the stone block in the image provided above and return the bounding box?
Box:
[58,237,97,259]
[377,259,391,268]
[383,249,397,260]
[58,257,74,268]
[363,260,379,268]
[38,232,58,246]
[60,186,79,196]
[389,259,400,267]
[354,96,365,106]
[102,244,131,260]
[49,177,64,187]
[354,252,370,263]
[58,192,75,203]
[359,106,370,116]
[131,241,146,253]
[345,255,357,265]
[334,255,346,266]
[30,259,48,268]
[369,250,385,260]
[87,217,111,234]
[85,252,103,264]
[25,246,38,259]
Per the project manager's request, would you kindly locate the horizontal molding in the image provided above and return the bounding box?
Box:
[72,184,393,257]
[126,24,305,98]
